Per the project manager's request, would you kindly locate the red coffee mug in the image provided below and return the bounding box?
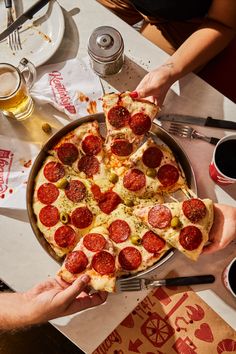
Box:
[209,134,236,186]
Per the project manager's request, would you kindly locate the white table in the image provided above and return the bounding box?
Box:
[0,1,235,353]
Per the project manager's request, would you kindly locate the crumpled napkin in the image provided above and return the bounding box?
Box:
[31,57,103,119]
[0,135,39,209]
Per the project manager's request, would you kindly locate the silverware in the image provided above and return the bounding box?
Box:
[4,0,22,51]
[116,275,215,292]
[159,114,236,130]
[0,0,51,42]
[168,122,220,145]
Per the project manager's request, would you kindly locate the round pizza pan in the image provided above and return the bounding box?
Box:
[26,113,197,277]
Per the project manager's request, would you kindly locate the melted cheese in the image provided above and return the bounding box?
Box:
[134,199,214,261]
[130,138,187,193]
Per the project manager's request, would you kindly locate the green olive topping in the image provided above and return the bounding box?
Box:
[60,212,69,224]
[109,172,118,184]
[146,168,157,178]
[55,177,69,189]
[131,236,142,246]
[124,198,134,207]
[42,122,52,134]
[171,216,181,228]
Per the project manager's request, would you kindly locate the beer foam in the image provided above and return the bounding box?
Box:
[0,66,19,97]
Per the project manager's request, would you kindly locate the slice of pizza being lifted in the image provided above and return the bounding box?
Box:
[58,226,116,292]
[133,198,214,261]
[102,91,160,172]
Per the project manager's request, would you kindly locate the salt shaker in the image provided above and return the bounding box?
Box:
[88,26,124,77]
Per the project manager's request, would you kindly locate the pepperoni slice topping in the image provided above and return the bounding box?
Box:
[65,250,88,274]
[39,205,59,227]
[78,155,99,177]
[98,190,122,214]
[142,231,166,253]
[108,106,130,129]
[82,135,102,156]
[57,143,79,165]
[71,207,93,229]
[108,219,131,243]
[54,225,76,248]
[43,161,65,182]
[118,247,142,270]
[148,205,172,229]
[157,164,179,187]
[129,113,151,135]
[37,183,59,204]
[123,169,146,192]
[91,185,121,214]
[142,146,163,168]
[92,251,115,275]
[65,180,86,202]
[179,226,203,251]
[91,184,102,201]
[111,139,133,157]
[182,199,207,223]
[83,233,106,252]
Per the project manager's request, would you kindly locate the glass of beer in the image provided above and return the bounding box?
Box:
[0,58,36,121]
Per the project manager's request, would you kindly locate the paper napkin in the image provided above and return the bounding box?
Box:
[31,57,103,119]
[0,135,39,209]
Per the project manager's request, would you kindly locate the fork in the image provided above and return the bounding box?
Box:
[116,274,215,292]
[168,122,220,145]
[4,0,22,51]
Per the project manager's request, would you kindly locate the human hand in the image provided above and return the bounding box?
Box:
[131,63,175,106]
[23,275,107,325]
[202,204,236,254]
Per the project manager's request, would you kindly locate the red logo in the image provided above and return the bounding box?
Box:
[49,71,76,114]
[0,149,13,195]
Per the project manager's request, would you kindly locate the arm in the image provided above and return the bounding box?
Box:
[133,0,236,104]
[0,275,107,330]
[202,203,236,254]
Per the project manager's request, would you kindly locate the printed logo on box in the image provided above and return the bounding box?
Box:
[0,149,14,195]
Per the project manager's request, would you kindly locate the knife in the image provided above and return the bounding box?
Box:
[159,114,236,130]
[0,0,51,41]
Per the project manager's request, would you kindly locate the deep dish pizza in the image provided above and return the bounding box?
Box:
[32,91,214,292]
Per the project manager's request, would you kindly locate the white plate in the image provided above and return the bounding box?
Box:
[0,0,65,67]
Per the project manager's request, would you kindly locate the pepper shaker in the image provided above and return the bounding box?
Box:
[88,26,124,77]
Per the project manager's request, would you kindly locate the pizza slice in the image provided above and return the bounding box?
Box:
[49,121,108,182]
[112,167,164,206]
[58,226,117,292]
[33,156,100,257]
[133,198,214,261]
[105,205,170,277]
[129,138,187,194]
[102,91,160,170]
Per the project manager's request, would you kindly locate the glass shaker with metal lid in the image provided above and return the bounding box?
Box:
[88,26,124,77]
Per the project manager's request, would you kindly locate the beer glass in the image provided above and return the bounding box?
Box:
[0,58,36,121]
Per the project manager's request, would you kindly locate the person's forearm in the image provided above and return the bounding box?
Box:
[0,292,33,330]
[164,20,235,83]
